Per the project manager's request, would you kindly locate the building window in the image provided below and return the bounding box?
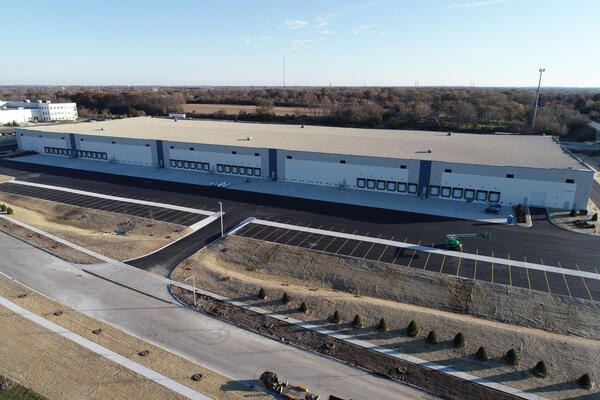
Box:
[376,180,386,190]
[253,168,261,176]
[177,160,183,168]
[488,191,501,202]
[217,164,224,172]
[441,186,451,197]
[506,174,514,178]
[239,167,246,175]
[112,141,116,144]
[356,178,366,188]
[183,161,189,169]
[476,190,488,201]
[231,166,239,174]
[232,151,237,154]
[170,160,176,167]
[170,146,174,149]
[429,185,440,196]
[386,181,396,191]
[464,189,475,200]
[224,165,231,173]
[145,144,150,147]
[400,165,407,169]
[397,182,407,192]
[287,155,292,159]
[340,160,346,164]
[445,168,452,173]
[254,153,260,156]
[408,183,418,194]
[367,179,376,189]
[203,163,210,171]
[190,147,194,151]
[452,188,464,199]
[80,138,84,141]
[566,179,574,184]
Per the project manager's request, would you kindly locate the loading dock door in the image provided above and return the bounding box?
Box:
[531,192,546,206]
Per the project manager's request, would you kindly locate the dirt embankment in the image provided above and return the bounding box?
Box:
[0,193,191,261]
[0,274,271,400]
[170,235,600,400]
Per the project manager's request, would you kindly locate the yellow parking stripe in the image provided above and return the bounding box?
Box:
[456,247,463,276]
[557,261,572,298]
[322,228,345,252]
[473,249,479,279]
[439,253,446,273]
[297,225,322,246]
[423,242,434,270]
[523,256,532,291]
[407,240,421,268]
[575,264,593,301]
[363,233,382,259]
[272,227,293,243]
[285,223,311,245]
[540,258,551,294]
[377,235,394,262]
[392,237,408,264]
[250,219,279,238]
[310,226,335,249]
[336,230,357,254]
[349,232,369,256]
[241,223,261,236]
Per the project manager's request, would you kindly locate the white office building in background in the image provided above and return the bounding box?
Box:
[0,100,78,125]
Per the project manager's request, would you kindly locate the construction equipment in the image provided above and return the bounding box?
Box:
[445,232,491,250]
[259,371,320,400]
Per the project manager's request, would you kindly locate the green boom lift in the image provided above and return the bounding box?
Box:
[445,232,491,250]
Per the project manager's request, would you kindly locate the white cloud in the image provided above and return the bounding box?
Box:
[242,37,251,44]
[291,39,317,46]
[447,0,512,9]
[318,30,334,35]
[353,24,378,34]
[315,12,337,27]
[285,19,308,29]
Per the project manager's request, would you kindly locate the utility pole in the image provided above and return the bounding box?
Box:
[531,68,545,130]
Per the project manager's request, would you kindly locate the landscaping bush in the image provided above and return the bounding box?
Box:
[6,207,13,215]
[426,330,439,345]
[0,204,5,212]
[453,332,466,347]
[281,292,290,304]
[476,346,489,361]
[407,320,419,337]
[378,318,388,332]
[352,314,363,329]
[299,301,308,313]
[331,310,341,323]
[505,348,519,366]
[570,209,577,217]
[592,213,598,221]
[578,373,592,389]
[533,361,548,378]
[257,288,267,299]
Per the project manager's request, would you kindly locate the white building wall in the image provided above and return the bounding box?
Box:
[440,172,576,208]
[19,134,69,153]
[0,109,33,124]
[168,148,261,175]
[78,140,153,166]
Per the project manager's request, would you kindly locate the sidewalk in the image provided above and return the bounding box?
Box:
[13,154,511,223]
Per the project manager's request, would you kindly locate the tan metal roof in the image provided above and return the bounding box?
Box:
[21,117,586,169]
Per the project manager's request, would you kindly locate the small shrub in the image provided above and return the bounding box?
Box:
[578,373,592,389]
[505,349,519,366]
[352,314,363,329]
[281,292,290,304]
[533,361,548,378]
[407,320,419,337]
[331,310,341,323]
[378,318,388,332]
[453,332,466,348]
[299,301,308,313]
[0,204,5,212]
[6,207,13,215]
[592,213,598,221]
[257,288,267,299]
[426,330,439,345]
[476,346,489,361]
[570,209,577,217]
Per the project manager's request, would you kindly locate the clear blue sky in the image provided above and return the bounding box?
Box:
[2,0,599,87]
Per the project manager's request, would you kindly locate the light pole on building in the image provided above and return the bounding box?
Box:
[531,68,545,130]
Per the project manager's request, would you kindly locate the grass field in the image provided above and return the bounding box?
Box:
[0,375,45,400]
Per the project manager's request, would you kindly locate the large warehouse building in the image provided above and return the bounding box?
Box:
[15,117,594,210]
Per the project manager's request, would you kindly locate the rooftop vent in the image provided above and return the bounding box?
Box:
[447,131,452,136]
[427,148,432,153]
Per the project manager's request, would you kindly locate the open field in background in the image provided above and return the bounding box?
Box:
[0,192,191,261]
[0,272,270,400]
[184,103,323,116]
[170,235,600,400]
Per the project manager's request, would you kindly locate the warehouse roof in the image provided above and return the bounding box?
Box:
[21,117,587,170]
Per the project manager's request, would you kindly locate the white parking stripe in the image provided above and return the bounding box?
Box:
[9,180,213,215]
[251,219,600,281]
[0,295,212,400]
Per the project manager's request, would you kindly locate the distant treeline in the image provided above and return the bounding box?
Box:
[1,86,599,139]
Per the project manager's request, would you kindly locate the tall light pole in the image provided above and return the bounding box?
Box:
[531,68,545,130]
[218,201,224,237]
[184,275,196,307]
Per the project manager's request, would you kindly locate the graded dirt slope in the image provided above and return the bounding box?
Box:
[170,235,600,400]
[0,193,191,261]
[0,273,272,400]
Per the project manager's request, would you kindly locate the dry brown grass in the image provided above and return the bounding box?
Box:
[0,193,191,261]
[170,236,600,400]
[549,199,599,236]
[0,174,14,183]
[184,103,322,117]
[0,273,272,400]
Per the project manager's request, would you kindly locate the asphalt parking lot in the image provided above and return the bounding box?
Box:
[0,182,207,227]
[234,219,599,301]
